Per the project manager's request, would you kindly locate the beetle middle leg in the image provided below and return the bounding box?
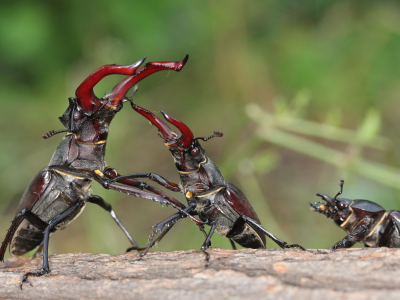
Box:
[242,215,306,251]
[21,199,85,289]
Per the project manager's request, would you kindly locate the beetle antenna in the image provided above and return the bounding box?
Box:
[42,129,68,139]
[334,179,344,200]
[194,131,223,142]
[124,86,139,103]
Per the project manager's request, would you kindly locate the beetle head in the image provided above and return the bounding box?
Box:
[132,103,222,172]
[310,179,353,226]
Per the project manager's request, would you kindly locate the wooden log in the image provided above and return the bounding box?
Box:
[1,247,400,299]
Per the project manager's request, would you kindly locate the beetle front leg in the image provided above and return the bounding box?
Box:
[128,214,182,256]
[129,203,198,257]
[242,215,306,250]
[87,195,140,249]
[330,224,369,250]
[103,168,181,192]
[93,170,204,226]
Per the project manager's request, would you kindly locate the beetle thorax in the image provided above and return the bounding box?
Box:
[333,205,353,227]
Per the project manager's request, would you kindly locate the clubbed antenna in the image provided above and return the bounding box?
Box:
[334,179,344,200]
[42,129,68,139]
[194,131,223,142]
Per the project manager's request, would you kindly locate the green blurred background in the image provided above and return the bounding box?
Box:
[1,0,400,258]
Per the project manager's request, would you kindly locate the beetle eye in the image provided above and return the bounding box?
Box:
[338,203,346,210]
[73,110,81,121]
[190,147,199,157]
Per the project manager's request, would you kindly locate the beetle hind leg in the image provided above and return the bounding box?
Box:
[242,215,306,251]
[200,221,216,267]
[20,200,85,289]
[20,268,49,289]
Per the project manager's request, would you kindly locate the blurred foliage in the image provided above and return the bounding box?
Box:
[1,0,400,258]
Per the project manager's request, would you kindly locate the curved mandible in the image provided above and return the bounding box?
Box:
[108,54,189,106]
[131,103,176,141]
[161,111,194,148]
[75,58,146,114]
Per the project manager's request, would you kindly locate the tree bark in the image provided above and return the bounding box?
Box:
[1,247,399,299]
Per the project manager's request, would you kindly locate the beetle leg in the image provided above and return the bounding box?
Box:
[103,169,180,192]
[21,199,84,289]
[229,239,237,250]
[94,170,204,226]
[87,195,139,249]
[128,203,198,256]
[201,221,216,266]
[128,225,174,256]
[129,212,182,256]
[32,244,44,258]
[242,215,306,250]
[0,210,48,262]
[330,224,369,250]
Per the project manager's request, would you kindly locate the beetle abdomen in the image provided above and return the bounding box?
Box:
[231,223,265,249]
[10,193,87,257]
[9,169,90,256]
[10,226,45,256]
[208,209,264,248]
[196,190,266,249]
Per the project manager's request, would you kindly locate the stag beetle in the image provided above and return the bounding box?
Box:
[310,179,400,249]
[0,55,191,287]
[106,103,305,262]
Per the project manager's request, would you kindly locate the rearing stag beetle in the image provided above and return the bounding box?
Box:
[106,103,305,263]
[310,179,400,249]
[0,55,190,287]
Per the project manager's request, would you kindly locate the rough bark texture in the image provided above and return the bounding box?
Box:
[1,247,399,299]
